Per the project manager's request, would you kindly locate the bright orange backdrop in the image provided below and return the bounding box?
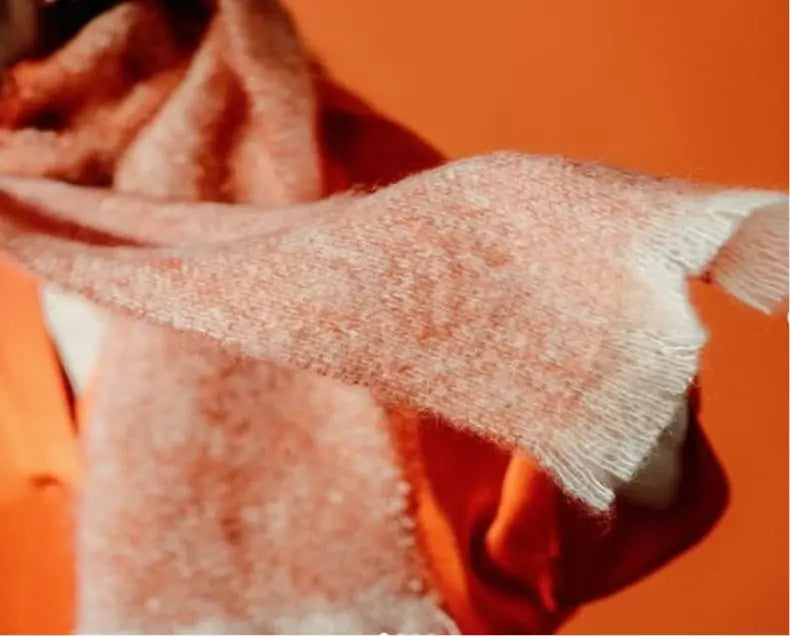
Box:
[283,0,788,633]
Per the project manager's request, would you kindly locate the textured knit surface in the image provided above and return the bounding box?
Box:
[0,1,786,634]
[3,154,786,510]
[1,2,450,632]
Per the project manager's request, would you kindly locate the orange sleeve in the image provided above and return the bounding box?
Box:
[0,257,78,634]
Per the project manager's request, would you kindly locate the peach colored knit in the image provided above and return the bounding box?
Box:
[0,1,786,633]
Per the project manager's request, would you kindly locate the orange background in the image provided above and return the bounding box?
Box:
[283,0,788,633]
[0,1,786,633]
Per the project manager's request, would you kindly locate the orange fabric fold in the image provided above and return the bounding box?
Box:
[0,256,80,500]
[0,259,77,632]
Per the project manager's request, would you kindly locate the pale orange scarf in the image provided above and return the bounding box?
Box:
[0,1,786,632]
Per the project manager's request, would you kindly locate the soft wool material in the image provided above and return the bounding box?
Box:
[0,1,786,633]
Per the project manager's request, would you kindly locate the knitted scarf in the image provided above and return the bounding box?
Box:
[0,1,786,632]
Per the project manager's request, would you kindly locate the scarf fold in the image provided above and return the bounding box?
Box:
[1,155,786,508]
[0,0,786,633]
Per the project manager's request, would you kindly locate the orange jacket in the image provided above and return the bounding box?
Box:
[0,258,77,633]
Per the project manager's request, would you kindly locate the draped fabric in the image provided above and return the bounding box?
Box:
[0,1,785,632]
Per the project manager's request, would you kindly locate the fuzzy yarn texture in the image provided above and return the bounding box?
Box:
[0,1,786,633]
